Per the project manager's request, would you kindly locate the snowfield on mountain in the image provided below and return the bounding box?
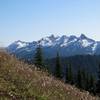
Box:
[7,34,100,59]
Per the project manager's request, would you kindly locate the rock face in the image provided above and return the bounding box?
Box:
[7,34,100,59]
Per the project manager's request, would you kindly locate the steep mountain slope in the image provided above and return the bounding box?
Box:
[0,52,99,100]
[7,34,100,59]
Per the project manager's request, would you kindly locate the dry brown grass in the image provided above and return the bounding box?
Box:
[0,51,99,100]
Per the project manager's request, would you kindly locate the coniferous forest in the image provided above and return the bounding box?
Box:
[33,46,100,97]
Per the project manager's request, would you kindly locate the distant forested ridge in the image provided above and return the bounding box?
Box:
[45,55,100,78]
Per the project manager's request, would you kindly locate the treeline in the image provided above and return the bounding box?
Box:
[33,45,100,96]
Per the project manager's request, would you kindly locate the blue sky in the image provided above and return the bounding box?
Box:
[0,0,100,46]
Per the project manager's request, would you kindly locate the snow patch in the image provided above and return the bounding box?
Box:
[16,42,28,49]
[60,38,77,47]
[79,39,93,47]
[92,43,97,51]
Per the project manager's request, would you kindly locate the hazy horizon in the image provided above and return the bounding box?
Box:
[0,0,100,46]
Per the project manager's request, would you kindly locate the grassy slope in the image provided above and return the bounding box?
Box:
[0,52,99,100]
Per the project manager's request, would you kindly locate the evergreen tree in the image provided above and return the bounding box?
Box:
[81,69,87,90]
[85,73,90,91]
[65,65,69,83]
[89,74,95,94]
[96,64,100,95]
[34,45,43,69]
[65,63,73,84]
[77,68,82,89]
[54,52,62,79]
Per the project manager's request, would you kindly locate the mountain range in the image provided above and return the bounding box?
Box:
[7,34,100,60]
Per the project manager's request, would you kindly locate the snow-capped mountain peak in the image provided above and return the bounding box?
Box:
[7,34,100,59]
[79,34,87,39]
[76,34,95,48]
[38,34,60,46]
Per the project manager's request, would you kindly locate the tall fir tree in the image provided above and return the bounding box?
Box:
[34,45,43,69]
[77,68,82,89]
[81,69,87,89]
[89,74,95,94]
[65,65,69,83]
[85,72,90,91]
[96,64,100,96]
[54,52,62,79]
[65,63,73,84]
